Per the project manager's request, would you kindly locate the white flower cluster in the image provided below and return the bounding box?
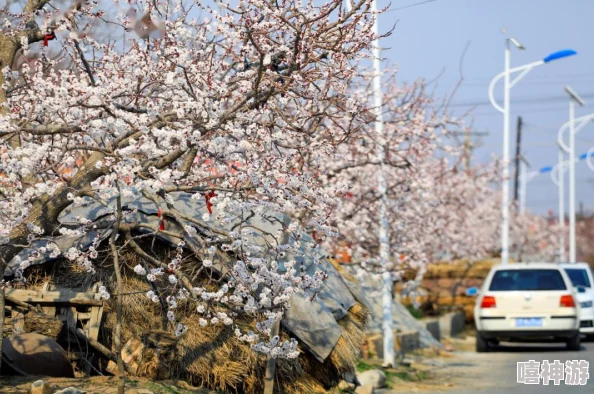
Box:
[98,286,111,300]
[174,323,188,337]
[251,336,300,359]
[146,290,160,303]
[133,264,147,275]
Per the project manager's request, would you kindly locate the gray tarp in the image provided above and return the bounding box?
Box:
[7,188,368,362]
[360,275,443,349]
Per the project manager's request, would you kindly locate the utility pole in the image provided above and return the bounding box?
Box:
[513,116,523,207]
[449,130,489,169]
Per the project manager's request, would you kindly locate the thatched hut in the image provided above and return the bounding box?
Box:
[4,190,369,393]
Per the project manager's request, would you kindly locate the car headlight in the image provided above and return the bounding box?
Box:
[580,301,593,308]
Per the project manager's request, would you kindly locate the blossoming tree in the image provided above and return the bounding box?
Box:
[0,0,384,391]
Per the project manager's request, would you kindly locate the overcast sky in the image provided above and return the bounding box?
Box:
[378,0,594,216]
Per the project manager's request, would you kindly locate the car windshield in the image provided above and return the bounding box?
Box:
[564,268,591,288]
[489,269,567,291]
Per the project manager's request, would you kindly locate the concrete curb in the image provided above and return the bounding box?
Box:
[363,330,421,359]
[421,310,466,340]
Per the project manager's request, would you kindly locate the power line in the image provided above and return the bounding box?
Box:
[384,0,437,13]
[463,78,594,87]
[448,92,594,108]
[465,72,594,83]
[522,122,558,132]
[469,105,569,117]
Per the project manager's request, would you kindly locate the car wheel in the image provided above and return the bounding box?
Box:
[567,333,581,351]
[476,332,489,353]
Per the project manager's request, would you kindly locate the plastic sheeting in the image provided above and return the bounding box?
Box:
[7,189,368,362]
[360,275,443,349]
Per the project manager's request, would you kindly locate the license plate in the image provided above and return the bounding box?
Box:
[515,318,543,327]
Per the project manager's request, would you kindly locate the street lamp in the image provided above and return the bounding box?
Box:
[519,166,553,214]
[345,0,394,368]
[586,145,594,172]
[566,87,585,264]
[554,144,567,261]
[488,39,577,265]
[551,154,574,261]
[519,170,541,214]
[557,108,594,264]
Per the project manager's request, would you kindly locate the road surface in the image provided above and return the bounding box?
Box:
[419,339,594,394]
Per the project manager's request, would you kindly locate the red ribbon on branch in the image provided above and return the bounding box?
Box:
[43,32,56,47]
[204,191,216,214]
[157,209,165,231]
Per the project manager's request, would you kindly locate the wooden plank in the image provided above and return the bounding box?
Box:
[87,305,103,341]
[76,312,92,320]
[2,294,128,369]
[66,307,78,331]
[6,289,103,305]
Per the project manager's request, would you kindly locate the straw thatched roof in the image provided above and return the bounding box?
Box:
[8,188,369,393]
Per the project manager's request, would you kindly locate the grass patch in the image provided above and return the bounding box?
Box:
[356,360,376,373]
[356,360,432,389]
[405,304,425,319]
[385,368,431,388]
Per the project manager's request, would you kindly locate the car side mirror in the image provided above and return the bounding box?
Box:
[466,286,479,296]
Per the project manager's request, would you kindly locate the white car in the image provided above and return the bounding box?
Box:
[474,263,581,352]
[560,262,594,337]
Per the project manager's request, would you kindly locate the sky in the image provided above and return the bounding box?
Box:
[377,0,594,216]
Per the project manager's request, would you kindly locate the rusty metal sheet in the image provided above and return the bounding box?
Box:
[1,333,74,377]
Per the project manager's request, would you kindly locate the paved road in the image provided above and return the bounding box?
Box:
[421,339,594,394]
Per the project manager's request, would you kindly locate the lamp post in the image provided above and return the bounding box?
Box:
[489,40,577,265]
[557,146,567,261]
[552,156,571,261]
[586,145,594,172]
[566,87,585,263]
[519,167,552,214]
[557,107,594,263]
[345,0,394,367]
[519,169,538,214]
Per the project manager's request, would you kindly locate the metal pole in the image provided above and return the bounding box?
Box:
[569,100,576,263]
[559,149,566,261]
[520,164,527,213]
[370,0,394,367]
[501,40,511,265]
[513,116,523,208]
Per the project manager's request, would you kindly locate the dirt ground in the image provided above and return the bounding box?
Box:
[0,341,473,394]
[0,331,478,394]
[0,376,218,394]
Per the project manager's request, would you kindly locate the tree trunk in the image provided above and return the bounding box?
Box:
[263,318,281,394]
[0,281,5,372]
[109,193,125,394]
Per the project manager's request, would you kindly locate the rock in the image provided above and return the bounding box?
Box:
[357,369,386,389]
[53,388,86,394]
[122,337,144,365]
[400,358,413,367]
[29,380,53,394]
[342,369,357,383]
[338,380,356,391]
[355,384,374,394]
